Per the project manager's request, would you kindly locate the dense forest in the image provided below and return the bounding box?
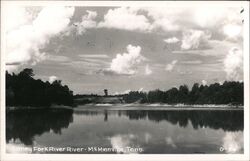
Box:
[122,81,244,105]
[6,68,74,107]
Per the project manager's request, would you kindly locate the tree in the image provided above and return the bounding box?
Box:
[104,89,108,96]
[122,81,243,105]
[6,68,74,107]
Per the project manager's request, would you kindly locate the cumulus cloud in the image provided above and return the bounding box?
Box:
[141,7,184,32]
[223,24,242,41]
[6,6,75,71]
[74,10,97,35]
[181,29,211,50]
[202,80,207,86]
[166,60,178,71]
[193,7,241,28]
[49,76,58,83]
[164,37,180,44]
[114,88,144,95]
[108,45,144,75]
[224,47,243,81]
[98,7,152,32]
[146,7,243,34]
[114,89,131,95]
[145,64,152,75]
[5,6,34,32]
[99,7,242,37]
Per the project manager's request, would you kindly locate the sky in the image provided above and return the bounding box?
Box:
[4,5,244,95]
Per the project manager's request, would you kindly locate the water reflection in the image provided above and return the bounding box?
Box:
[6,109,73,145]
[6,108,243,154]
[222,132,244,153]
[74,110,243,131]
[109,134,138,154]
[127,110,243,131]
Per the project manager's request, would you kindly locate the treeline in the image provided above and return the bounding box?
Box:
[123,82,243,105]
[6,68,74,107]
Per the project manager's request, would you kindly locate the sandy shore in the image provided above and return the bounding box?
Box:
[74,103,243,111]
[6,103,243,111]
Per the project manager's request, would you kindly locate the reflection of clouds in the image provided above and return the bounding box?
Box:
[165,137,177,148]
[223,132,243,153]
[110,134,137,154]
[6,139,32,153]
[144,133,152,144]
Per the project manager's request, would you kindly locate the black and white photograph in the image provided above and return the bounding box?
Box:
[0,1,249,161]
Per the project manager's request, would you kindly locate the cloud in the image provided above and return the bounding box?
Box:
[145,64,152,75]
[74,10,97,35]
[98,7,152,32]
[108,45,144,75]
[6,6,75,71]
[180,60,202,64]
[99,7,242,38]
[46,55,71,62]
[142,7,184,32]
[114,89,131,95]
[164,37,180,44]
[193,7,241,28]
[77,54,109,67]
[181,29,211,50]
[177,70,192,75]
[145,7,242,35]
[223,47,243,81]
[49,75,58,83]
[123,89,132,94]
[172,40,241,57]
[98,7,182,32]
[201,80,207,86]
[223,24,242,41]
[78,54,109,59]
[166,60,178,71]
[5,6,34,32]
[66,60,105,71]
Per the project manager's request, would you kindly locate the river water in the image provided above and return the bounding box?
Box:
[6,105,244,154]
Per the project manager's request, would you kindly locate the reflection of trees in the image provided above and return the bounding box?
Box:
[6,109,73,145]
[74,109,243,132]
[124,110,243,131]
[74,110,98,115]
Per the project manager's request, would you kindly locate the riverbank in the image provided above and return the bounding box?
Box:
[74,103,243,111]
[6,103,243,112]
[6,105,74,111]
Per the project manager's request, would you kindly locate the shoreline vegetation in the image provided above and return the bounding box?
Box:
[6,68,243,110]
